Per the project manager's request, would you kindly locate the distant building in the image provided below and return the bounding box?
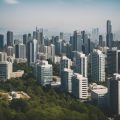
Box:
[106,20,113,49]
[0,34,4,49]
[7,31,13,46]
[91,49,105,81]
[23,34,28,45]
[0,61,13,81]
[72,73,88,99]
[36,60,53,86]
[15,43,26,59]
[108,73,120,115]
[27,39,37,64]
[99,35,103,47]
[61,68,73,93]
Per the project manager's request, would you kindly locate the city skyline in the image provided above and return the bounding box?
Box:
[0,0,120,34]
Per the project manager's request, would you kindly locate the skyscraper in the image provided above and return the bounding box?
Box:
[15,43,26,59]
[0,34,4,50]
[27,40,33,64]
[7,31,13,46]
[108,73,120,115]
[73,31,83,52]
[106,20,113,49]
[74,52,88,78]
[61,68,73,93]
[91,49,105,81]
[23,34,28,45]
[99,35,103,47]
[60,55,71,75]
[27,39,38,64]
[107,49,120,76]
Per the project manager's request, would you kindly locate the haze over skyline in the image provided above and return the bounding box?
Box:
[0,0,120,34]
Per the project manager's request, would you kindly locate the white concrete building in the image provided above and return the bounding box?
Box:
[72,73,88,100]
[91,49,105,81]
[0,52,7,62]
[36,60,53,86]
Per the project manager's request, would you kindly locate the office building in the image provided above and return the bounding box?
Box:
[72,73,88,99]
[91,49,105,81]
[15,43,26,59]
[90,83,108,107]
[60,55,71,75]
[36,60,53,86]
[0,34,4,49]
[106,20,113,49]
[23,34,28,45]
[73,31,83,52]
[61,68,73,93]
[7,31,13,46]
[108,73,120,115]
[74,52,87,77]
[6,46,14,57]
[107,49,120,76]
[0,61,13,81]
[99,35,103,47]
[27,39,38,64]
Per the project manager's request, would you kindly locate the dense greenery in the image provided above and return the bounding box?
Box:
[0,63,108,120]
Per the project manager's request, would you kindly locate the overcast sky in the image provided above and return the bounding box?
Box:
[0,0,120,34]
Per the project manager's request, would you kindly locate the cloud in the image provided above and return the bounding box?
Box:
[4,0,19,5]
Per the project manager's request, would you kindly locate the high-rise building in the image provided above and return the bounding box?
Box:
[32,39,38,62]
[91,28,99,43]
[6,46,14,57]
[108,73,120,115]
[107,49,120,76]
[60,32,64,40]
[23,34,28,45]
[74,52,87,77]
[49,44,55,62]
[72,73,88,99]
[61,68,73,93]
[36,60,53,86]
[81,31,90,55]
[7,31,13,46]
[27,39,38,64]
[99,35,103,47]
[0,61,13,81]
[73,31,83,52]
[106,20,113,49]
[27,40,33,64]
[0,34,4,50]
[91,49,105,81]
[60,55,71,75]
[15,43,26,59]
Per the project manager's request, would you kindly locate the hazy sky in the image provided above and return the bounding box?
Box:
[0,0,120,33]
